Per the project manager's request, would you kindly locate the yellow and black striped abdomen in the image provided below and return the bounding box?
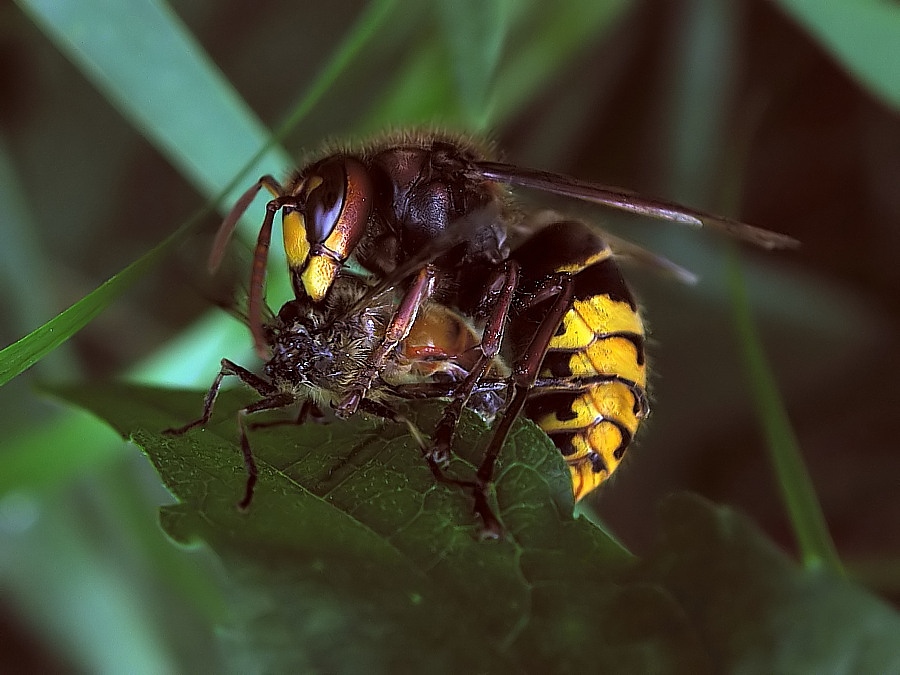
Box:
[513,221,648,502]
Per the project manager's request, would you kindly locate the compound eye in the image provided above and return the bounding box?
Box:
[304,158,347,243]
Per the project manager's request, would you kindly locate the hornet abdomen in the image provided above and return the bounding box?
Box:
[512,220,649,501]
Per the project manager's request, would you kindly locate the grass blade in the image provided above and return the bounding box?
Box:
[726,250,843,574]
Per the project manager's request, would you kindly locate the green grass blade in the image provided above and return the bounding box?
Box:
[4,0,399,389]
[726,250,843,574]
[15,0,287,202]
[774,0,900,110]
[435,0,513,129]
[0,140,64,344]
[6,0,283,387]
[491,0,632,123]
[363,0,632,133]
[0,230,170,388]
[272,0,399,141]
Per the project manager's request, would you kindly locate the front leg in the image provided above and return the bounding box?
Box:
[235,392,297,509]
[248,399,325,431]
[162,359,290,510]
[163,358,276,435]
[336,265,436,417]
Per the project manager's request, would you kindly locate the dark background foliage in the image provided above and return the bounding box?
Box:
[1,0,898,670]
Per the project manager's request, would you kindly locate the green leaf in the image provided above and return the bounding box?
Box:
[640,494,900,674]
[48,382,900,672]
[50,382,705,672]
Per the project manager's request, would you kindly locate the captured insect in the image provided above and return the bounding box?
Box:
[165,131,796,537]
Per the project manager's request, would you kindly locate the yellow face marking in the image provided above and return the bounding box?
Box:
[283,210,311,269]
[301,255,339,302]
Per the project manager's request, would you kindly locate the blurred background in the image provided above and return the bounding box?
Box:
[1,0,898,670]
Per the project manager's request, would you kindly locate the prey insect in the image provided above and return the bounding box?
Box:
[165,131,796,536]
